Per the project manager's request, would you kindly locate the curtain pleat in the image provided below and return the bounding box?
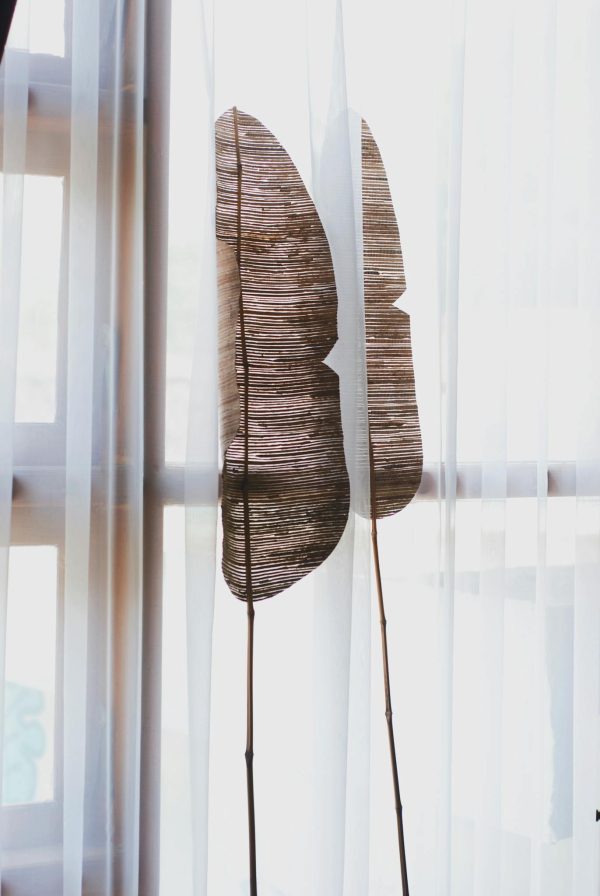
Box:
[0,7,29,892]
[573,2,600,893]
[184,0,218,893]
[62,1,100,891]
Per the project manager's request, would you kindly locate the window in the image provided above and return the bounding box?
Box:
[2,0,598,892]
[2,3,68,886]
[2,1,144,890]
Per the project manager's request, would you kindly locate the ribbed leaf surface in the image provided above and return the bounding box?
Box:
[362,120,423,518]
[216,109,350,601]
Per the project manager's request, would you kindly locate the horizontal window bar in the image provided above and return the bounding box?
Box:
[9,462,598,511]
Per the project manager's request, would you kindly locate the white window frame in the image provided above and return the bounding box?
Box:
[1,29,71,889]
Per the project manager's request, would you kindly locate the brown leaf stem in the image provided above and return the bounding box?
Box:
[233,105,258,896]
[369,436,410,895]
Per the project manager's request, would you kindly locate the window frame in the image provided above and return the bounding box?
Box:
[0,31,70,880]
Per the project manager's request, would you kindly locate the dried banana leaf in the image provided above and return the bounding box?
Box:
[216,108,350,602]
[362,119,422,519]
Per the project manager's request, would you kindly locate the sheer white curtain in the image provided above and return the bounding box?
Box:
[1,0,599,894]
[0,0,144,893]
[165,0,600,893]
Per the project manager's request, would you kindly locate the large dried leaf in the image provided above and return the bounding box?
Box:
[216,108,350,602]
[217,239,241,454]
[362,120,423,518]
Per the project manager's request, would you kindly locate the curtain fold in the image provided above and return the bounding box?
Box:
[0,8,30,884]
[0,0,145,892]
[0,0,599,893]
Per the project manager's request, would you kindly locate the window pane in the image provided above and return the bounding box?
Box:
[165,245,197,464]
[3,546,58,806]
[15,176,63,423]
[29,0,65,57]
[457,305,581,464]
[160,507,193,892]
[165,0,214,464]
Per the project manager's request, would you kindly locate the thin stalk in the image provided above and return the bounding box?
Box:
[369,437,410,895]
[245,602,257,895]
[233,106,258,896]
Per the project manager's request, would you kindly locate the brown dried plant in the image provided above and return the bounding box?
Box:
[215,108,422,895]
[363,118,422,895]
[216,106,349,895]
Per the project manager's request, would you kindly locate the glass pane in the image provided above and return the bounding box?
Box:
[457,305,581,464]
[15,176,63,423]
[160,507,193,892]
[165,244,197,464]
[3,546,58,806]
[29,0,65,57]
[165,0,214,464]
